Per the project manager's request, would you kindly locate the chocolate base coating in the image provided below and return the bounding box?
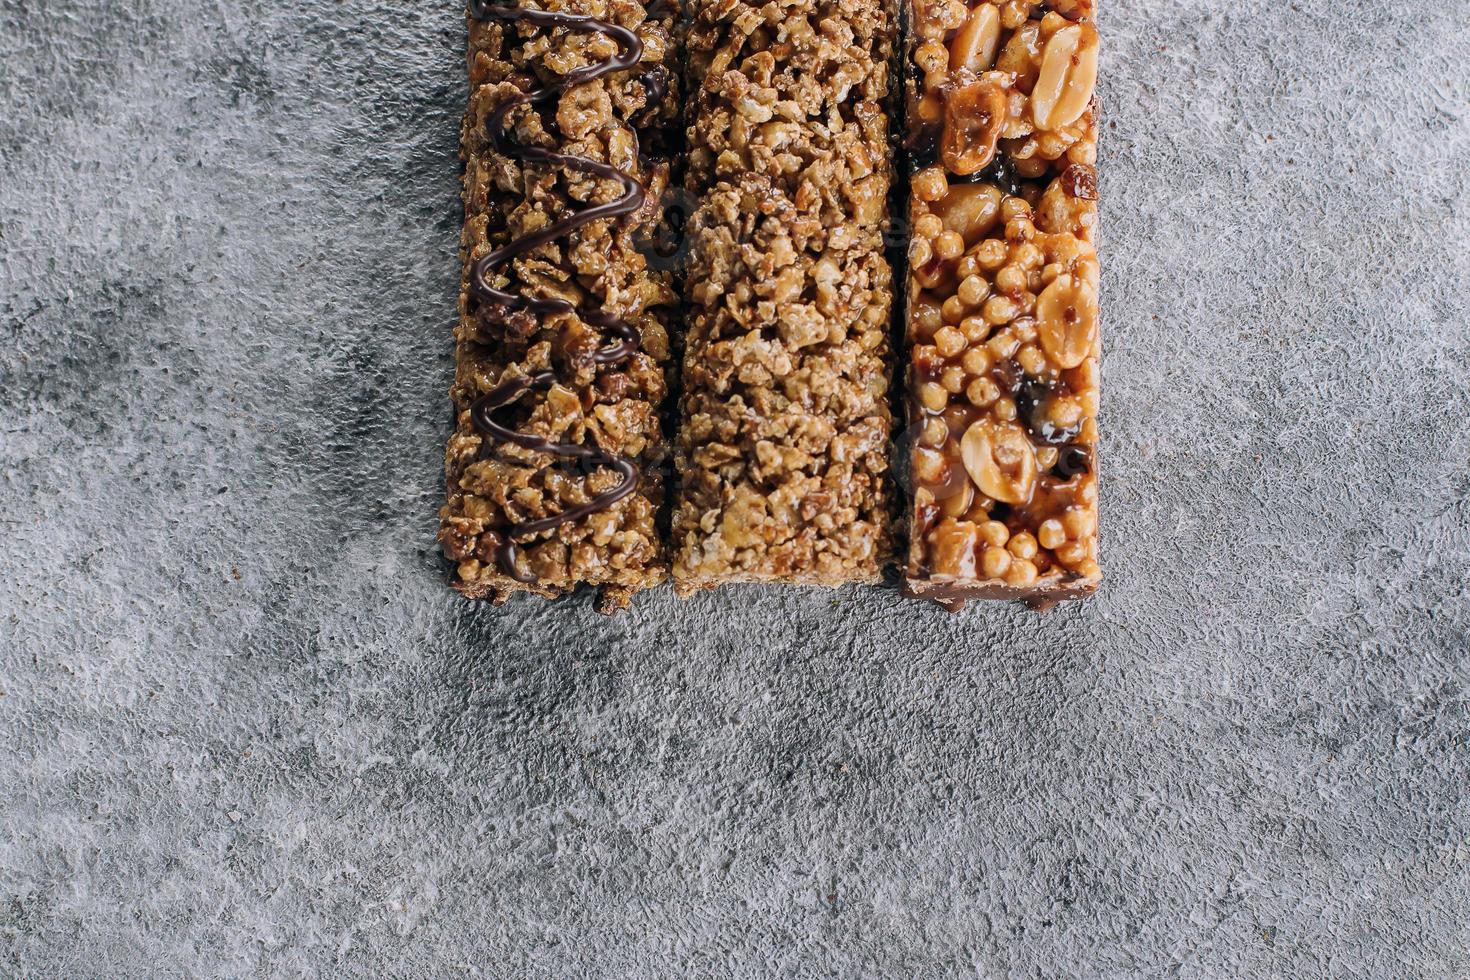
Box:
[903,572,1100,613]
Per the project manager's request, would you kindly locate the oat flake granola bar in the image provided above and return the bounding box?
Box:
[439,0,679,613]
[902,0,1102,610]
[671,0,898,594]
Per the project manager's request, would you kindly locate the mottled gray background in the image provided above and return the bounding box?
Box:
[2,0,1468,976]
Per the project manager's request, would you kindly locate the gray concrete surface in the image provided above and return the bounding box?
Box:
[2,0,1469,976]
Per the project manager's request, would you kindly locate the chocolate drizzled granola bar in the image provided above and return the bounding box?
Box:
[671,0,898,593]
[439,1,679,613]
[902,0,1101,609]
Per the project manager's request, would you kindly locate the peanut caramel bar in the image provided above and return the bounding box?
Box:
[902,0,1101,610]
[439,1,680,614]
[672,0,897,594]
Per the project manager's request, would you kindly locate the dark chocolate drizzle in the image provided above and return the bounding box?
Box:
[465,2,654,584]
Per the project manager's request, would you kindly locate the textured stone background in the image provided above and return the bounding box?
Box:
[3,0,1469,976]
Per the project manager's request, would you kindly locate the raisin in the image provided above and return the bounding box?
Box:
[1017,377,1083,446]
[1054,444,1092,479]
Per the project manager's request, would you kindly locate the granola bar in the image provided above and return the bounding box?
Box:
[902,0,1101,610]
[672,0,897,593]
[685,0,893,227]
[439,0,680,613]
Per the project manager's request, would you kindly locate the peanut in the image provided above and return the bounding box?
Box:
[927,519,980,578]
[942,77,1009,175]
[1031,23,1099,130]
[939,478,977,518]
[949,3,1001,75]
[960,418,1038,505]
[934,183,1004,247]
[1035,273,1098,369]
